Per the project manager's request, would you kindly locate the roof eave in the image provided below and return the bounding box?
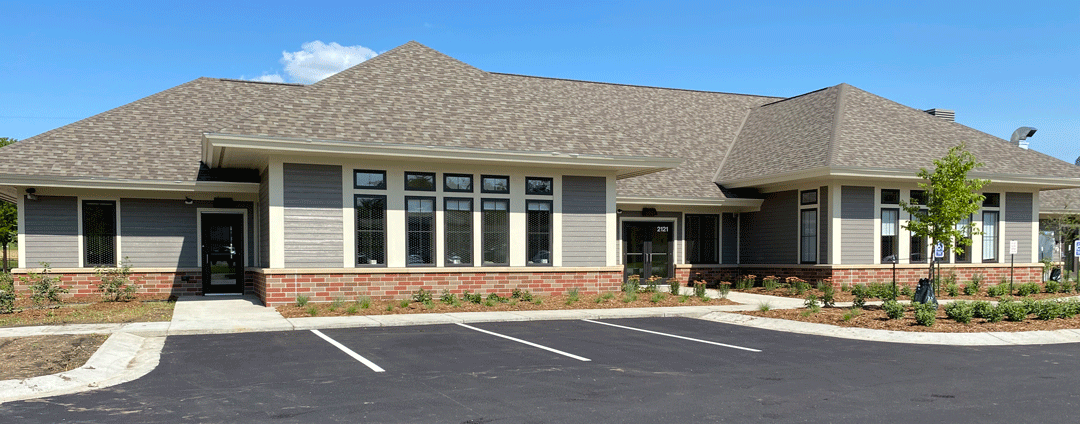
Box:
[0,174,258,193]
[719,166,1080,190]
[617,195,763,210]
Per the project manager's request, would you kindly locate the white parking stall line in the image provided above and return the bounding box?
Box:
[581,319,762,353]
[455,323,591,362]
[310,329,386,372]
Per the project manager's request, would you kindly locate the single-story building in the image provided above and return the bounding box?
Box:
[3,41,1079,306]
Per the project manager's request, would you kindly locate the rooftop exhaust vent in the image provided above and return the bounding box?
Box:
[924,108,955,122]
[1010,126,1037,150]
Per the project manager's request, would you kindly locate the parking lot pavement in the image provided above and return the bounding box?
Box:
[4,318,1080,422]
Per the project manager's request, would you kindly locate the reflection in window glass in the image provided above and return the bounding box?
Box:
[526,177,553,195]
[526,201,552,265]
[355,195,386,265]
[482,175,510,193]
[444,174,473,192]
[405,172,436,191]
[445,198,472,265]
[482,199,509,264]
[406,197,435,265]
[354,170,386,189]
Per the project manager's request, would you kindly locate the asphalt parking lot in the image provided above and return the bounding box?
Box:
[4,317,1080,423]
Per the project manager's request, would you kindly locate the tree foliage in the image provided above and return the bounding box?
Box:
[900,143,989,258]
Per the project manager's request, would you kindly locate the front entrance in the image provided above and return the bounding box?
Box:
[201,213,245,294]
[623,221,674,281]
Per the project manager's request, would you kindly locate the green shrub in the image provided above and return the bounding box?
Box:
[358,296,372,309]
[984,304,1005,322]
[716,283,731,299]
[398,299,410,308]
[899,285,914,298]
[1045,279,1061,294]
[971,300,993,319]
[483,299,496,307]
[803,293,819,309]
[440,290,455,305]
[622,275,641,293]
[331,296,346,310]
[650,292,664,303]
[944,301,974,324]
[842,308,861,321]
[913,303,936,327]
[967,274,983,294]
[566,287,580,305]
[295,294,309,307]
[643,275,659,293]
[985,284,1007,297]
[840,282,850,292]
[820,284,836,308]
[1016,283,1041,297]
[622,291,638,303]
[461,291,483,304]
[412,288,433,303]
[598,292,615,302]
[762,276,781,291]
[1059,280,1075,294]
[867,282,897,301]
[999,300,1027,322]
[668,278,680,296]
[511,288,534,302]
[882,300,905,320]
[0,285,14,314]
[945,282,960,297]
[486,293,507,303]
[1061,299,1080,318]
[1035,301,1064,320]
[851,284,869,308]
[23,263,68,307]
[694,280,708,299]
[345,304,359,314]
[306,305,319,316]
[95,259,139,302]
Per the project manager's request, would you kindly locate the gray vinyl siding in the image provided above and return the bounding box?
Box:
[840,186,874,264]
[818,186,829,264]
[739,190,798,264]
[721,212,738,264]
[24,195,80,268]
[561,176,606,266]
[119,199,202,268]
[259,168,270,268]
[283,163,343,268]
[1004,192,1033,260]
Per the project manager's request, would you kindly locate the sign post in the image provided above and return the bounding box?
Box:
[1074,240,1080,282]
[933,242,945,293]
[1010,240,1019,294]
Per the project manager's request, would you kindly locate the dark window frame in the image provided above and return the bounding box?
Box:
[910,190,927,206]
[881,189,900,205]
[481,175,510,194]
[443,197,473,267]
[909,208,929,263]
[800,208,818,264]
[525,199,553,266]
[404,171,437,192]
[82,200,117,267]
[525,177,554,196]
[881,208,899,263]
[954,213,974,264]
[982,210,999,263]
[443,173,474,193]
[353,169,387,190]
[800,189,818,206]
[354,194,387,267]
[481,198,510,266]
[685,214,720,264]
[983,193,1001,208]
[405,196,436,266]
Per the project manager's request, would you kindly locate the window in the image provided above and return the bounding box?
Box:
[354,170,386,190]
[910,190,927,205]
[983,193,1000,208]
[800,189,818,205]
[83,200,116,266]
[444,198,472,266]
[444,174,473,192]
[405,172,436,191]
[801,209,818,263]
[355,195,386,266]
[481,175,510,194]
[481,199,509,265]
[686,214,719,264]
[406,197,435,265]
[910,209,928,263]
[526,200,552,265]
[525,177,553,195]
[881,189,900,205]
[982,211,999,262]
[955,214,972,263]
[881,208,899,263]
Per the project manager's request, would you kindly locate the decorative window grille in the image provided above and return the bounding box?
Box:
[482,199,509,265]
[801,209,818,263]
[444,198,472,265]
[526,200,552,265]
[982,211,998,262]
[881,208,899,262]
[355,195,386,265]
[83,200,117,267]
[406,197,435,265]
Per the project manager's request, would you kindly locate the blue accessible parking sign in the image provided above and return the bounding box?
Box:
[934,242,945,259]
[1074,240,1080,258]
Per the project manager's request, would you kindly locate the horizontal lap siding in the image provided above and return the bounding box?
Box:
[840,186,874,264]
[562,176,607,266]
[721,213,738,264]
[120,199,200,268]
[24,196,80,268]
[284,163,343,268]
[1005,192,1033,260]
[739,190,797,264]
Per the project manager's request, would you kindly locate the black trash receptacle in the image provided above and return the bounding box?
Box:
[913,278,938,307]
[1050,267,1062,282]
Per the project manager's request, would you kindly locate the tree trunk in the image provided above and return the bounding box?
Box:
[2,244,7,273]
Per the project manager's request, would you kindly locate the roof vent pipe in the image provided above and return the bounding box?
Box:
[924,108,955,122]
[1010,126,1037,149]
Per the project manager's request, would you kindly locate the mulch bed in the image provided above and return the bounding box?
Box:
[740,305,1080,333]
[277,292,738,318]
[0,334,108,380]
[0,295,175,327]
[734,285,1078,303]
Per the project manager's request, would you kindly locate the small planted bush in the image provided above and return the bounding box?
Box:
[913,302,936,327]
[412,288,433,304]
[623,275,641,293]
[1035,301,1064,321]
[945,282,960,297]
[735,274,756,290]
[999,300,1028,322]
[23,263,68,307]
[1016,283,1041,297]
[787,277,809,296]
[650,292,664,303]
[758,302,772,312]
[667,278,680,296]
[943,301,974,324]
[716,282,731,299]
[486,293,507,304]
[882,300,905,320]
[971,300,993,319]
[0,279,14,314]
[850,284,870,308]
[511,288,534,302]
[984,304,1005,323]
[820,284,836,308]
[803,293,820,313]
[96,258,139,302]
[358,296,372,309]
[330,296,346,311]
[694,280,708,299]
[622,291,638,303]
[461,291,483,304]
[762,276,781,291]
[295,294,310,307]
[842,308,861,321]
[398,299,410,308]
[440,290,455,305]
[566,287,580,305]
[1045,279,1061,294]
[985,284,1006,297]
[900,285,914,298]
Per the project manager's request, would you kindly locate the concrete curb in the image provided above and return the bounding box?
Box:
[699,311,1080,346]
[0,332,164,404]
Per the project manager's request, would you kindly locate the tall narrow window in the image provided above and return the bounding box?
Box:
[955,215,972,263]
[406,197,435,265]
[881,208,899,263]
[982,211,999,262]
[526,200,552,265]
[481,199,509,265]
[686,214,719,264]
[801,209,818,263]
[910,209,928,263]
[444,198,472,266]
[83,200,116,267]
[355,195,386,266]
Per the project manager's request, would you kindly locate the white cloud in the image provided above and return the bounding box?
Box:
[253,73,285,83]
[279,41,378,84]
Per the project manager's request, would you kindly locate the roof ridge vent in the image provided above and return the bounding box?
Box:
[924,108,955,122]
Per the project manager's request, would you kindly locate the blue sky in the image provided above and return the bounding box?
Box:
[2,1,1077,164]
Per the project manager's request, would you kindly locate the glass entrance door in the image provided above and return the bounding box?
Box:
[623,222,673,281]
[201,213,245,294]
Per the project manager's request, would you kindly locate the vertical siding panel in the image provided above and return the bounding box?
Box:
[24,196,80,268]
[283,163,343,268]
[1004,192,1033,261]
[840,186,874,264]
[739,190,798,264]
[562,176,607,266]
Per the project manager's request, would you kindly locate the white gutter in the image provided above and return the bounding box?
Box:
[617,196,763,208]
[719,166,1080,190]
[0,174,258,193]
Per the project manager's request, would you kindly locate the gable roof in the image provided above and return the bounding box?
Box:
[717,83,1080,186]
[1042,188,1080,214]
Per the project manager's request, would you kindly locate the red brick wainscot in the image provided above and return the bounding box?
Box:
[253,267,625,307]
[830,264,1044,287]
[9,268,257,299]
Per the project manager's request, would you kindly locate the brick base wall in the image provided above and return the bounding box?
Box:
[256,270,625,307]
[8,270,257,299]
[676,264,1044,288]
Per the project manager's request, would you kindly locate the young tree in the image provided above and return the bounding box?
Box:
[0,137,16,272]
[901,143,990,280]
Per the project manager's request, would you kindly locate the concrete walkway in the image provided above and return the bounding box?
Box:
[5,290,1080,404]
